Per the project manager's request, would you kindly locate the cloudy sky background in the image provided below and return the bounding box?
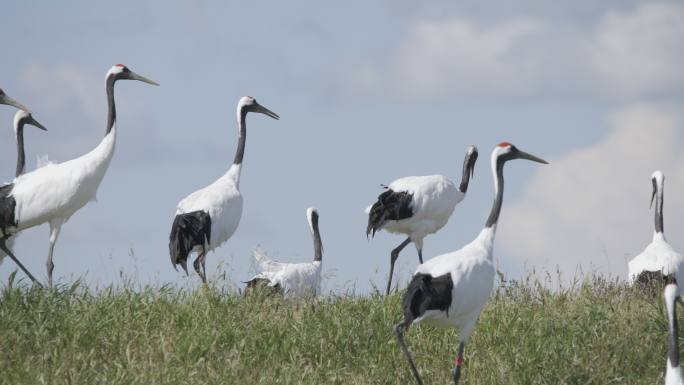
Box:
[1,0,683,292]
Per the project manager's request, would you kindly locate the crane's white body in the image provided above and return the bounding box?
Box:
[628,233,684,285]
[412,227,495,334]
[250,247,321,297]
[379,175,461,246]
[393,143,547,385]
[0,65,157,286]
[10,128,115,231]
[175,164,243,253]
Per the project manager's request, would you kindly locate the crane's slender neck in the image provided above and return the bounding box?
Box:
[106,75,117,136]
[15,124,25,177]
[312,216,323,262]
[459,154,473,194]
[233,109,247,166]
[667,291,680,369]
[655,180,664,235]
[485,157,505,228]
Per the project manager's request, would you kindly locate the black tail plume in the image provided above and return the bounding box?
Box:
[169,210,211,271]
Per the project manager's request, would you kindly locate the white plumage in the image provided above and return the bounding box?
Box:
[169,96,279,282]
[628,171,684,286]
[0,110,47,268]
[378,175,462,240]
[366,145,478,295]
[246,208,323,297]
[394,142,547,385]
[0,64,158,287]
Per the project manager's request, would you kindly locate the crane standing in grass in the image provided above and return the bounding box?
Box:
[245,207,324,297]
[366,145,478,295]
[394,142,547,385]
[628,171,684,286]
[0,64,158,287]
[664,282,684,385]
[169,96,279,283]
[0,111,48,267]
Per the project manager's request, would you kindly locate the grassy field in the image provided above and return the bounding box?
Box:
[0,273,674,385]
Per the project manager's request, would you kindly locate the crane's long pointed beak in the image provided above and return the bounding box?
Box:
[28,116,48,131]
[0,95,31,113]
[255,103,280,120]
[129,71,159,86]
[517,150,548,164]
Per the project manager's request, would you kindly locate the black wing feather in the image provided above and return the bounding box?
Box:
[0,184,17,238]
[402,273,453,325]
[366,189,414,237]
[169,210,211,268]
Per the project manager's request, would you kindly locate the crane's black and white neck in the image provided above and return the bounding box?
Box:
[652,170,665,238]
[665,283,684,385]
[459,145,478,193]
[105,65,159,136]
[230,96,280,182]
[0,88,31,113]
[485,142,547,230]
[13,110,47,177]
[308,207,323,262]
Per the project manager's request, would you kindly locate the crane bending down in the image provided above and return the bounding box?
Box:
[169,96,279,283]
[245,208,323,297]
[664,283,684,385]
[0,65,158,287]
[394,142,547,385]
[366,145,478,295]
[0,111,47,267]
[628,171,684,287]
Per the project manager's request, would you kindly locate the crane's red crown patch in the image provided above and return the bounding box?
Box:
[497,141,513,148]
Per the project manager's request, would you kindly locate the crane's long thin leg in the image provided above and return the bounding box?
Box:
[386,237,411,295]
[0,238,42,288]
[200,247,207,283]
[194,249,207,284]
[394,321,423,385]
[452,341,465,385]
[46,224,61,288]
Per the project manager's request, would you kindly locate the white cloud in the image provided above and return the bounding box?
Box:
[350,2,684,101]
[499,102,684,281]
[393,19,542,98]
[18,64,103,122]
[591,3,684,97]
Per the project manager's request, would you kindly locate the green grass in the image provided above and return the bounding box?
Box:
[0,273,674,385]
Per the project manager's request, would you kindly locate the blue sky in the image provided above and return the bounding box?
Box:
[1,0,683,292]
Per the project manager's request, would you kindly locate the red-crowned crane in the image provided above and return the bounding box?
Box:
[628,171,684,286]
[394,142,547,385]
[245,207,323,297]
[366,145,478,295]
[0,64,158,287]
[664,282,683,385]
[0,111,47,268]
[169,96,279,283]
